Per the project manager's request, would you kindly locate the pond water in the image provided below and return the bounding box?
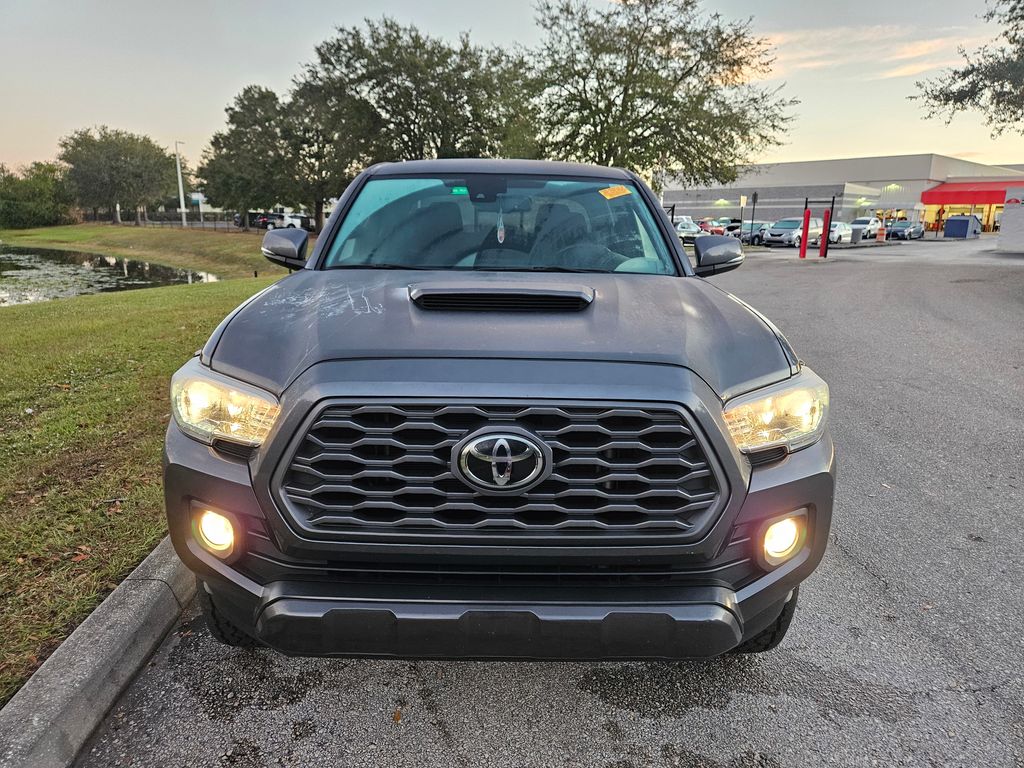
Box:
[0,246,219,306]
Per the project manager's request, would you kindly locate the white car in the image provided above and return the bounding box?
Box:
[265,213,307,230]
[829,221,853,244]
[850,217,882,241]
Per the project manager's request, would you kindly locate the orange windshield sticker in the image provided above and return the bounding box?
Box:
[599,185,632,200]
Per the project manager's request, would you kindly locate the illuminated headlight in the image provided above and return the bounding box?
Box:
[723,368,829,455]
[171,362,280,448]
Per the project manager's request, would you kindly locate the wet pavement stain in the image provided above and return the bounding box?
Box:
[220,738,268,767]
[660,746,783,768]
[167,613,334,722]
[578,651,914,723]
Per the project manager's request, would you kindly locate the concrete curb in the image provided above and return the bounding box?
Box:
[0,537,196,768]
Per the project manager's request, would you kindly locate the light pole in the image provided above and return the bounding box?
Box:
[174,141,187,228]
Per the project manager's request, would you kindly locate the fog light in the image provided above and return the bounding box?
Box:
[196,510,234,556]
[763,516,802,566]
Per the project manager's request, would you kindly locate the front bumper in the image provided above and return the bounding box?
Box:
[165,359,835,659]
[167,433,833,659]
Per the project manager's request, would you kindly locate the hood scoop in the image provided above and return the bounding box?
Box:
[408,281,594,312]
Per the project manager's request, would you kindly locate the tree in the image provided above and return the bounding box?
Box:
[0,163,75,228]
[198,87,287,228]
[308,18,541,162]
[0,162,75,228]
[915,1,1024,135]
[533,0,795,188]
[58,127,177,224]
[279,77,374,231]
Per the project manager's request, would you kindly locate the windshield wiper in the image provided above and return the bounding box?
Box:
[476,265,607,274]
[326,263,440,271]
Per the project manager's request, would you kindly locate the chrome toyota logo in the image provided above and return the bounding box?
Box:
[452,430,550,494]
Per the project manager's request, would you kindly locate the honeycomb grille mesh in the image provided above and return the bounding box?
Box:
[277,402,723,545]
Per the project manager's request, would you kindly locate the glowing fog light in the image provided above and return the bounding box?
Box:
[196,510,235,556]
[762,516,803,566]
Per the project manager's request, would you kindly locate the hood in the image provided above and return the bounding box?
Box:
[206,269,794,400]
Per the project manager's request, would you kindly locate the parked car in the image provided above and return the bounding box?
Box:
[732,221,771,245]
[829,221,853,244]
[886,220,925,240]
[674,217,703,244]
[166,159,835,661]
[763,217,823,248]
[710,218,735,236]
[257,213,313,231]
[850,217,882,241]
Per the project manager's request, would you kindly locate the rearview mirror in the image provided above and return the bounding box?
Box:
[261,228,309,270]
[692,235,744,277]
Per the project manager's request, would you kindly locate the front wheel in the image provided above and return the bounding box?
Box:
[287,224,296,228]
[793,236,801,249]
[198,583,257,648]
[732,588,799,654]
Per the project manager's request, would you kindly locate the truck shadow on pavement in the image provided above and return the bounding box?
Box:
[166,606,914,729]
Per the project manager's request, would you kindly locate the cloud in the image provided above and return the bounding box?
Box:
[884,38,957,61]
[759,26,984,83]
[875,58,961,79]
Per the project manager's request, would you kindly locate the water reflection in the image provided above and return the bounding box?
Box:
[0,247,219,306]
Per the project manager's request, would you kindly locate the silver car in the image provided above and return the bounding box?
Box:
[829,221,853,244]
[850,216,882,241]
[763,217,823,248]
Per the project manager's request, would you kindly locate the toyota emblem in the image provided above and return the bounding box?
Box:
[452,430,551,494]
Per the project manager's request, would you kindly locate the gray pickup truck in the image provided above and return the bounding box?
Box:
[165,159,835,660]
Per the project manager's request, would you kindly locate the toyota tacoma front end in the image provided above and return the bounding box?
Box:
[165,159,835,659]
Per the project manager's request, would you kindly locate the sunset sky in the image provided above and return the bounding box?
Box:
[2,0,1021,171]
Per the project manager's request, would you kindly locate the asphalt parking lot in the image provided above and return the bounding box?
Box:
[78,236,1024,768]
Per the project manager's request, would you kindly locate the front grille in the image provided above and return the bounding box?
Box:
[276,401,725,546]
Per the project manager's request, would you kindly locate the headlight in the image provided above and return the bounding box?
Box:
[723,369,829,454]
[170,363,280,447]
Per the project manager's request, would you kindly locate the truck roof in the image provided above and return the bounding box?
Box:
[368,158,634,179]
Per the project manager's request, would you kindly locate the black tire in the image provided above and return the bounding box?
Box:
[198,583,257,648]
[732,588,799,654]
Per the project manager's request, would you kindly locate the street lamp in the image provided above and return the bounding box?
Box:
[174,141,187,228]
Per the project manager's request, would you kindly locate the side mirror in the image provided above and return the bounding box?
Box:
[261,228,309,270]
[692,235,744,277]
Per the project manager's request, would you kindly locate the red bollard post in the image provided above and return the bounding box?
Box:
[820,207,832,258]
[799,208,811,258]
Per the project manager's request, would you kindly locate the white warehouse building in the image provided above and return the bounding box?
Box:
[662,154,1024,232]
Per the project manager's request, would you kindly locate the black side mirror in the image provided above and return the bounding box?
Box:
[692,235,744,277]
[261,228,309,270]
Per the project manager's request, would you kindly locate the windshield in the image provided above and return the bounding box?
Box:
[852,218,872,224]
[773,220,801,230]
[892,221,911,227]
[322,175,678,275]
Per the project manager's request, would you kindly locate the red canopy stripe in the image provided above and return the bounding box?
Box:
[920,181,1018,205]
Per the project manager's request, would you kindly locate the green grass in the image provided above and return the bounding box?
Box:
[0,223,291,279]
[0,272,276,705]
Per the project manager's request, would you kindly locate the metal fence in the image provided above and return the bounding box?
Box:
[82,210,244,230]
